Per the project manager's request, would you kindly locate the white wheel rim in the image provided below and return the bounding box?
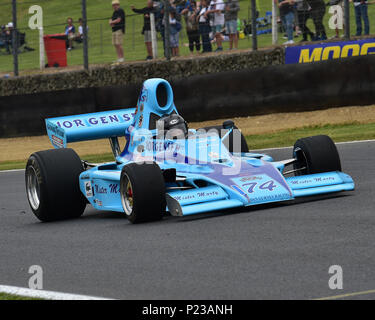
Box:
[26,166,40,210]
[121,173,134,216]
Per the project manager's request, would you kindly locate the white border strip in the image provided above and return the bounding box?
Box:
[0,169,25,173]
[1,139,375,174]
[0,285,113,300]
[252,138,375,152]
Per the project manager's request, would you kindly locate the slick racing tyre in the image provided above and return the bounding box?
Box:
[25,148,86,222]
[199,120,249,154]
[293,135,342,175]
[120,162,166,224]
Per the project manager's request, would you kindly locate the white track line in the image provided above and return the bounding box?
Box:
[0,285,113,300]
[1,139,375,174]
[252,138,375,152]
[0,169,25,173]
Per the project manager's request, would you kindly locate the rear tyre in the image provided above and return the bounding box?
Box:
[199,120,249,153]
[25,148,86,222]
[120,162,166,224]
[293,135,342,175]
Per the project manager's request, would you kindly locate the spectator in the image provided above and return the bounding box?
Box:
[275,0,296,44]
[77,18,89,43]
[206,0,225,51]
[65,18,76,50]
[296,0,315,41]
[351,0,370,36]
[306,0,327,40]
[132,0,155,60]
[110,0,126,63]
[169,9,182,57]
[225,0,240,50]
[181,1,201,54]
[197,0,212,52]
[0,25,11,54]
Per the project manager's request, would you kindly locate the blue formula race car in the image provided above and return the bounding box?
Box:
[25,78,355,223]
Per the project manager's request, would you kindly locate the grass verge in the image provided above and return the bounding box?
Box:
[245,122,375,150]
[1,122,374,171]
[0,293,41,300]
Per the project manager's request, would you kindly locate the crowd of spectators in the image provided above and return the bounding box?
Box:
[110,0,375,62]
[3,0,374,62]
[110,0,241,62]
[276,0,374,45]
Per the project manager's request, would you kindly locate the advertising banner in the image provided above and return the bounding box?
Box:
[285,38,375,64]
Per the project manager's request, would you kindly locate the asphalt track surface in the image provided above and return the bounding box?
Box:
[0,141,374,300]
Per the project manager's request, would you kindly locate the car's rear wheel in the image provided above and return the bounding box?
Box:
[199,120,249,153]
[25,148,86,222]
[120,162,166,224]
[293,135,342,175]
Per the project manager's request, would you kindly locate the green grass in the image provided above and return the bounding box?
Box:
[0,293,42,300]
[245,122,375,150]
[1,122,374,171]
[1,0,374,73]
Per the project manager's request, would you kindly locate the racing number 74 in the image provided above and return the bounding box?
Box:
[243,180,277,193]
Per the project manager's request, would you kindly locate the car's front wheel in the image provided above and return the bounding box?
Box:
[293,135,342,175]
[25,148,86,222]
[120,162,166,224]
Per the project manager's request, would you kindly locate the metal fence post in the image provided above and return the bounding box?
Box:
[251,0,257,50]
[163,0,171,60]
[272,0,278,45]
[150,12,158,59]
[12,0,19,76]
[100,23,103,54]
[81,0,89,71]
[39,27,45,70]
[344,0,350,40]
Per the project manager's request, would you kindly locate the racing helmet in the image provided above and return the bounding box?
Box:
[156,114,188,139]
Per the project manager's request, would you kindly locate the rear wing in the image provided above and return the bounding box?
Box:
[45,109,136,148]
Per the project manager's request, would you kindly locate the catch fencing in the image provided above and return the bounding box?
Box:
[0,0,354,76]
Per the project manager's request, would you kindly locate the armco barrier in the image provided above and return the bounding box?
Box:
[1,54,375,138]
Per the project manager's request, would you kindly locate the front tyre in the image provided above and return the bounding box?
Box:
[293,135,342,175]
[120,162,166,224]
[25,148,86,222]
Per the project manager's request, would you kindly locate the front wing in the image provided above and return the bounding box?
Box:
[79,168,354,217]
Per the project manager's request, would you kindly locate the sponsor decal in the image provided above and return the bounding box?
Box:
[94,199,102,207]
[55,113,133,129]
[95,185,107,194]
[239,176,262,182]
[138,114,144,127]
[289,176,336,185]
[80,174,90,180]
[109,183,119,194]
[139,86,148,103]
[51,135,64,148]
[46,123,65,137]
[173,190,219,202]
[84,181,93,197]
[140,103,144,112]
[145,140,180,152]
[285,38,375,64]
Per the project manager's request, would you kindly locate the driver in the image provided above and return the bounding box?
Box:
[156,114,189,139]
